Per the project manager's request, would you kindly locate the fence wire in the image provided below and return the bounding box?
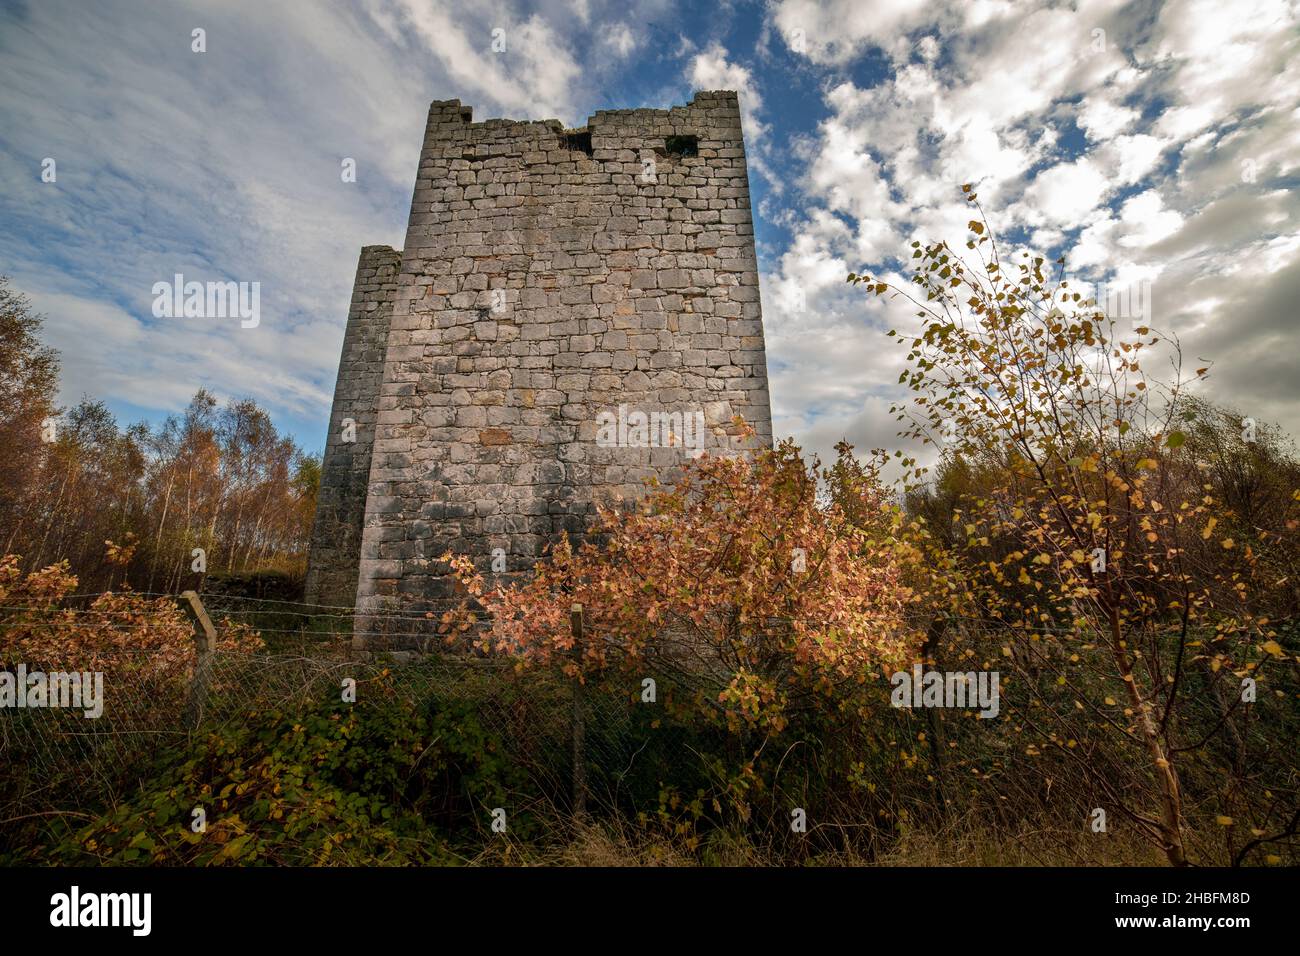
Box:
[0,592,720,830]
[6,589,1296,867]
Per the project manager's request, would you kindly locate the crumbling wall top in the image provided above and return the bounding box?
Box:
[424,90,741,134]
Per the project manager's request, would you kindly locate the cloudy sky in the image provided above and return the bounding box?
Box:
[1,0,1297,463]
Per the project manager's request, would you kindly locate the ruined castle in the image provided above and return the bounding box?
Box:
[305,91,773,641]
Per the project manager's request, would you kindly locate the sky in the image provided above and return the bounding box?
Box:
[1,0,1297,466]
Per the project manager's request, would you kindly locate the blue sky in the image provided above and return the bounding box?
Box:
[2,0,1297,463]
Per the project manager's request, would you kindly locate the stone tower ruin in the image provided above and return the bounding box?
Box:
[305,91,773,644]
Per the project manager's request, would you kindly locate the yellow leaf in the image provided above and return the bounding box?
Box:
[1216,815,1234,826]
[1261,639,1284,657]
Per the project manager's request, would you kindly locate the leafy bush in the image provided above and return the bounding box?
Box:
[0,552,263,689]
[24,680,527,866]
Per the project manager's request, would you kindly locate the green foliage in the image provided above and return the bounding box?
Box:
[27,682,528,866]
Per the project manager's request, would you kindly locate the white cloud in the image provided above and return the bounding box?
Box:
[757,0,1300,457]
[381,2,582,120]
[1020,158,1112,228]
[771,0,937,65]
[600,23,639,58]
[1078,96,1137,141]
[1100,133,1168,185]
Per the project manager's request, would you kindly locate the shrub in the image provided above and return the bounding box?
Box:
[31,680,526,866]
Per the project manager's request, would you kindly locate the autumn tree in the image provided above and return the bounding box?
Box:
[0,277,320,592]
[444,432,921,734]
[21,399,147,578]
[851,189,1294,866]
[0,277,60,550]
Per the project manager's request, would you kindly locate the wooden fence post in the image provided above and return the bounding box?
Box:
[570,603,588,820]
[180,590,217,730]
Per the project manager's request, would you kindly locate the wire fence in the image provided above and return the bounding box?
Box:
[5,588,1297,866]
[0,590,723,829]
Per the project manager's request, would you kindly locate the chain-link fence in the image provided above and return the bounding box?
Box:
[0,591,725,833]
[12,589,1292,867]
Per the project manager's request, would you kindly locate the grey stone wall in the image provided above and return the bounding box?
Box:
[321,91,772,644]
[304,245,402,608]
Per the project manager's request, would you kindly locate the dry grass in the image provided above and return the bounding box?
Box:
[457,804,1229,866]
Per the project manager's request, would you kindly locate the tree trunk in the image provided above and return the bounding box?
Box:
[149,469,175,593]
[1108,604,1188,866]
